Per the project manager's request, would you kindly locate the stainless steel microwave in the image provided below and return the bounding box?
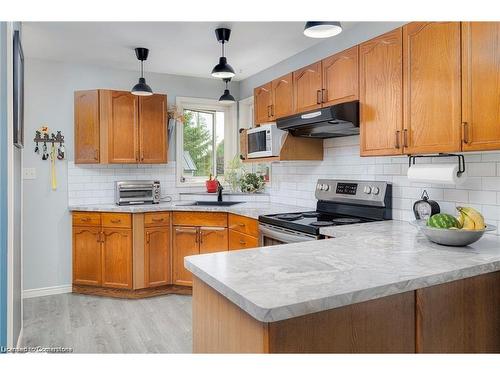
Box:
[115,180,160,205]
[246,124,286,159]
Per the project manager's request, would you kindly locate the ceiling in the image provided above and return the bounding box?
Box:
[22,22,356,81]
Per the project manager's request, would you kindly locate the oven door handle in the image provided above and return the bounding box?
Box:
[259,224,316,244]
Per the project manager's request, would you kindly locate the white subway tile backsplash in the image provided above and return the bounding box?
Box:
[268,137,500,234]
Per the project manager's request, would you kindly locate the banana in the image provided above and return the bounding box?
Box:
[456,207,485,230]
[456,212,465,228]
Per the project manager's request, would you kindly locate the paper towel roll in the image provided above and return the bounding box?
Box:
[407,164,467,185]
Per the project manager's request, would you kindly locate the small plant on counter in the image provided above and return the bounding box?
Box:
[239,172,265,193]
[224,156,244,192]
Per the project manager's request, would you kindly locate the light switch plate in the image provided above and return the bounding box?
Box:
[23,167,36,180]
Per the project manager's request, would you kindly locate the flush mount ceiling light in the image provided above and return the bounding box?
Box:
[303,22,342,38]
[211,28,235,79]
[131,47,153,96]
[219,78,235,103]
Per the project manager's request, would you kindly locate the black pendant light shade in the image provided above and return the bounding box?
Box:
[219,78,235,102]
[131,47,153,96]
[211,28,235,79]
[304,22,342,38]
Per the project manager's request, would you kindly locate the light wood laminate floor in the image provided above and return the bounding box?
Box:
[22,293,192,353]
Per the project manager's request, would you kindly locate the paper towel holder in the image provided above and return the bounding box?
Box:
[408,153,466,177]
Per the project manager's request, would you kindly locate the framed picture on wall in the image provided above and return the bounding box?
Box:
[13,30,24,148]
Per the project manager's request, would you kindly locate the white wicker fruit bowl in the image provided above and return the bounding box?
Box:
[411,220,497,247]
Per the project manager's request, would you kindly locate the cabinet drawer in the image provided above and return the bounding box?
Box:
[229,230,259,251]
[228,214,259,237]
[173,212,227,227]
[144,212,170,227]
[72,212,101,226]
[102,213,132,228]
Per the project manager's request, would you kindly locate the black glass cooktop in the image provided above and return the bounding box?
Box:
[259,211,374,236]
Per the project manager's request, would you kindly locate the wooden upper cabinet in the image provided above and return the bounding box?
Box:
[272,73,294,119]
[462,22,500,151]
[74,90,100,163]
[322,46,359,106]
[100,90,139,163]
[254,83,273,125]
[139,94,168,163]
[72,226,102,286]
[101,228,133,289]
[360,28,404,156]
[403,22,462,154]
[199,227,228,254]
[145,226,170,287]
[293,61,323,113]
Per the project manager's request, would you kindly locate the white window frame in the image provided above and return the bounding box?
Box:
[175,97,237,187]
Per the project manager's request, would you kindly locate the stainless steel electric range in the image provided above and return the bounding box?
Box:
[258,179,392,245]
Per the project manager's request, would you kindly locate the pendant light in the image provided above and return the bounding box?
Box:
[131,47,153,96]
[211,28,235,79]
[303,22,342,38]
[219,78,235,103]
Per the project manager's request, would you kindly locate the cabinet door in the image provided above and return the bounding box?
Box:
[199,227,228,254]
[73,226,102,286]
[173,226,199,286]
[74,90,100,164]
[101,228,133,289]
[360,28,404,156]
[322,46,359,106]
[139,94,168,163]
[293,61,323,113]
[101,90,139,163]
[145,227,170,287]
[462,22,500,151]
[254,83,273,125]
[403,22,462,154]
[272,73,294,119]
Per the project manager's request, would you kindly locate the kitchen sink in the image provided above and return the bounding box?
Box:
[176,201,244,207]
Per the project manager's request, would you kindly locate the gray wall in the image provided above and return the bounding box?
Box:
[23,58,239,291]
[239,22,406,99]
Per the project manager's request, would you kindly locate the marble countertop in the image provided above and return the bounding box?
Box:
[68,201,309,220]
[185,220,500,323]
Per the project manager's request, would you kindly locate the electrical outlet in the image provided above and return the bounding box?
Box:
[23,168,36,180]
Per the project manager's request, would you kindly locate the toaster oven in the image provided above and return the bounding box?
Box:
[115,180,161,205]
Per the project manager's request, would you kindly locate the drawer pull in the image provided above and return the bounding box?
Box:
[462,122,469,144]
[316,90,322,104]
[395,130,401,149]
[239,240,246,245]
[110,219,121,224]
[152,217,164,222]
[238,223,245,227]
[80,217,91,222]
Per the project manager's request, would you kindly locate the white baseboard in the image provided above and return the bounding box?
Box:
[23,284,72,299]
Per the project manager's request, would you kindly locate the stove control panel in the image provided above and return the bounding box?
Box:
[315,179,390,207]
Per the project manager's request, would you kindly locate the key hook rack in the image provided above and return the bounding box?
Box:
[33,130,66,161]
[408,153,466,177]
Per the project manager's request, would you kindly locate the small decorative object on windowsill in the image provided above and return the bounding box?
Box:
[413,190,440,220]
[206,174,219,193]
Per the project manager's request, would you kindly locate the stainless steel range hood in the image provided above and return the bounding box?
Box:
[276,100,359,138]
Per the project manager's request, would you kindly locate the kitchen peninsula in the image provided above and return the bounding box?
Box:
[185,221,500,353]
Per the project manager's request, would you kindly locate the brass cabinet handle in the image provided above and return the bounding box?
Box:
[152,217,164,222]
[270,104,274,117]
[238,223,245,227]
[395,130,401,149]
[140,150,144,162]
[110,219,121,224]
[81,217,91,222]
[322,89,327,103]
[94,149,99,161]
[135,149,139,162]
[316,90,322,104]
[462,122,469,144]
[239,240,246,245]
[146,231,150,244]
[403,129,409,148]
[267,105,271,118]
[100,231,105,243]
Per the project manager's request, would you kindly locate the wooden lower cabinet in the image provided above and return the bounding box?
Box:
[199,227,228,254]
[229,230,258,250]
[145,226,170,287]
[101,228,133,289]
[173,226,200,286]
[72,226,102,286]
